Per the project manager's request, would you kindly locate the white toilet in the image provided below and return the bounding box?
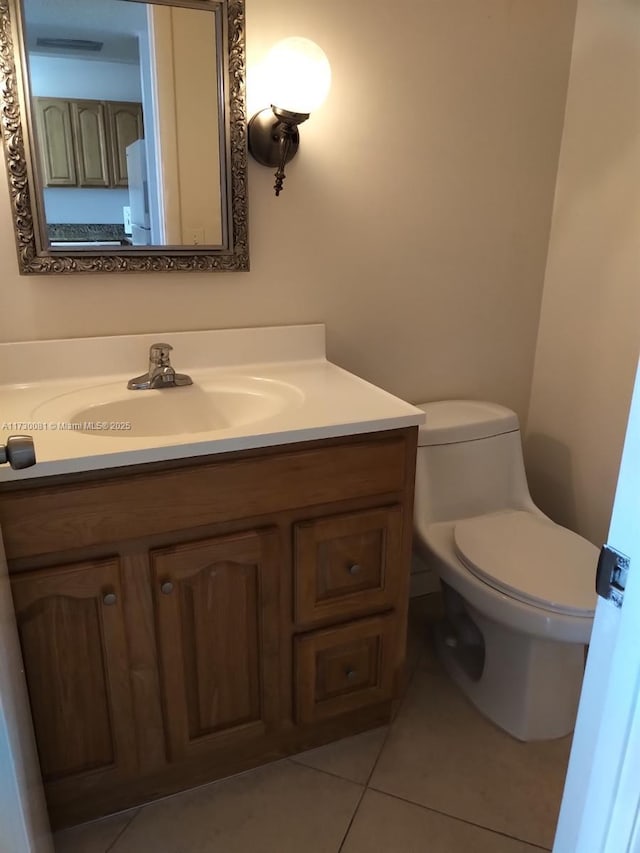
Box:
[413,400,598,741]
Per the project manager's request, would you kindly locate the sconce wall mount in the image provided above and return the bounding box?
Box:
[248,107,309,196]
[248,38,331,197]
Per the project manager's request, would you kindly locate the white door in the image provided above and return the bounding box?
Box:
[0,529,53,852]
[554,360,640,852]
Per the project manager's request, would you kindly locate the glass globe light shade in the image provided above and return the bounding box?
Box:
[265,37,331,115]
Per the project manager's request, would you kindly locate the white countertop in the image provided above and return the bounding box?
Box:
[0,324,425,482]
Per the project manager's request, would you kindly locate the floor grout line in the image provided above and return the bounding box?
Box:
[335,645,426,852]
[335,736,390,853]
[365,785,553,851]
[360,610,556,851]
[104,808,143,853]
[286,756,370,787]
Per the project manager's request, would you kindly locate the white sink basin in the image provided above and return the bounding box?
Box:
[0,325,426,482]
[32,375,304,438]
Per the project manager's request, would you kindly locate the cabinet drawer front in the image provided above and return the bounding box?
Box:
[295,614,395,724]
[151,528,280,762]
[294,506,403,626]
[10,558,136,785]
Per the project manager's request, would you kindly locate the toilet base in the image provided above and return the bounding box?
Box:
[435,602,585,741]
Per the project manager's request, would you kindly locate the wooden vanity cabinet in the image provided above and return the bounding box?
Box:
[0,428,417,828]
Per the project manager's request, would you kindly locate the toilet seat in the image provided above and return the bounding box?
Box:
[453,511,597,616]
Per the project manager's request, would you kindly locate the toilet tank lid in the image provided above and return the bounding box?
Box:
[416,400,520,446]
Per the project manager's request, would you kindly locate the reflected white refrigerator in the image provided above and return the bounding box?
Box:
[126,139,152,246]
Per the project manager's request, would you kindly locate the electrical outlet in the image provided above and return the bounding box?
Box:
[187,227,205,246]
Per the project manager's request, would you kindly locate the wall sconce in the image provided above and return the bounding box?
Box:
[248,38,331,197]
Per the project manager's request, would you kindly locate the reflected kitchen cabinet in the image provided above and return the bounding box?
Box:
[33,98,77,187]
[107,101,144,187]
[71,100,110,188]
[34,96,142,189]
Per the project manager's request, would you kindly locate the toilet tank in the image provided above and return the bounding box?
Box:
[414,400,534,524]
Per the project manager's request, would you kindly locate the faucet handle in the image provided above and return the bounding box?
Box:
[149,342,173,366]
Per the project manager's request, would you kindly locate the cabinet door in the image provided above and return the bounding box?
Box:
[10,558,136,788]
[34,98,77,187]
[151,529,280,762]
[106,101,143,187]
[295,614,396,724]
[294,506,403,627]
[71,101,110,187]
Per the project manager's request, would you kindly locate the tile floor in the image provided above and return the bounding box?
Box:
[54,594,571,853]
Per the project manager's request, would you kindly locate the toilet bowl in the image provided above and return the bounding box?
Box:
[413,400,598,741]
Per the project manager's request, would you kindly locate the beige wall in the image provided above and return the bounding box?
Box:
[525,0,640,546]
[0,0,576,425]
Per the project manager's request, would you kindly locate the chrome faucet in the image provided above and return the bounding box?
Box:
[127,343,193,390]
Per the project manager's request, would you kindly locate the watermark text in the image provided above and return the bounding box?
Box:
[2,421,133,432]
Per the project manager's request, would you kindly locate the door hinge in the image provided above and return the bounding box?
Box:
[596,544,630,608]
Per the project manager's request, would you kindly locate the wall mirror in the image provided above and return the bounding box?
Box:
[0,0,248,274]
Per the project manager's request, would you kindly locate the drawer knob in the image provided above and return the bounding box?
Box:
[348,563,362,576]
[345,668,358,681]
[102,592,117,606]
[160,581,174,595]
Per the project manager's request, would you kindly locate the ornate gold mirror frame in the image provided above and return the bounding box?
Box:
[0,0,248,274]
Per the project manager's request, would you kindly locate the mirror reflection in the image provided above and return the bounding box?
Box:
[22,0,224,249]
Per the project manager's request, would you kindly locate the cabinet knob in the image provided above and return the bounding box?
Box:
[348,563,362,576]
[102,592,117,606]
[345,668,357,681]
[160,581,174,595]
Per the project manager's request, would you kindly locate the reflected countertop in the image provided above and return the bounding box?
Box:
[47,223,128,243]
